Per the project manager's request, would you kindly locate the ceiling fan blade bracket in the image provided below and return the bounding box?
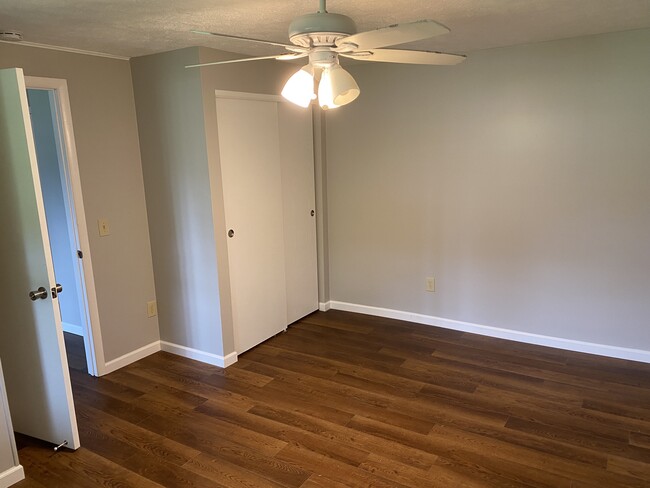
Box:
[287,45,309,53]
[277,53,309,61]
[334,42,359,53]
[341,50,373,58]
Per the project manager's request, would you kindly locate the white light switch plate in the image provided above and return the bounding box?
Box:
[147,300,157,318]
[426,277,436,292]
[98,218,110,237]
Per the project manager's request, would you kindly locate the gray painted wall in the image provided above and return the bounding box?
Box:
[0,43,159,362]
[325,28,650,350]
[131,48,224,356]
[27,88,82,330]
[131,47,298,357]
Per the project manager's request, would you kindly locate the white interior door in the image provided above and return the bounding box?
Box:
[216,95,288,353]
[0,68,80,449]
[278,103,319,323]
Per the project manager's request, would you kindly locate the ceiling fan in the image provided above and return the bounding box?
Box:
[187,0,466,109]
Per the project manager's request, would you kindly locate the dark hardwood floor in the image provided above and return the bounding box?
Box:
[63,331,88,373]
[13,310,650,487]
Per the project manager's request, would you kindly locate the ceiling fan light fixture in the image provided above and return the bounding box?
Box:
[190,1,465,107]
[281,65,316,108]
[318,64,359,110]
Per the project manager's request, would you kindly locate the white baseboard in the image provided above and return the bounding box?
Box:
[0,465,25,488]
[319,301,331,312]
[102,340,162,375]
[329,301,650,364]
[61,321,84,336]
[160,341,238,368]
[99,339,238,375]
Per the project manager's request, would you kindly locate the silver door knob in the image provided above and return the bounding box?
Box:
[29,287,48,301]
[51,283,63,299]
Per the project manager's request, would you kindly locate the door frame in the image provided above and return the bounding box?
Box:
[25,76,105,376]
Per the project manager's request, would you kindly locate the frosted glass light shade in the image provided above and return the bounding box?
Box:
[281,66,315,107]
[318,65,360,110]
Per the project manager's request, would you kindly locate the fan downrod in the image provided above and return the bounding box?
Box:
[288,0,357,48]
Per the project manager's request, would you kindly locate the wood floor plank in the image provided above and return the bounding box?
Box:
[427,425,642,488]
[358,453,444,488]
[72,383,153,425]
[299,474,353,488]
[14,310,650,488]
[77,404,202,466]
[182,452,289,488]
[244,360,438,434]
[583,397,650,422]
[607,455,650,480]
[276,443,409,488]
[195,400,371,466]
[69,368,148,402]
[629,431,650,449]
[136,402,288,458]
[472,385,636,441]
[432,456,537,488]
[505,417,650,463]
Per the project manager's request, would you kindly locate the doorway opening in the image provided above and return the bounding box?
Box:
[25,77,104,377]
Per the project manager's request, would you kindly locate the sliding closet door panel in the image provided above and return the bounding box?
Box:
[216,97,287,353]
[278,103,318,323]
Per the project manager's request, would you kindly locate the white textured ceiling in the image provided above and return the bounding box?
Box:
[1,0,650,58]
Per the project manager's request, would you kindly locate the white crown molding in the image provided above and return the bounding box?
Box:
[0,40,129,60]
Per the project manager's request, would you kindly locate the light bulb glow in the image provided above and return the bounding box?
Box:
[281,66,315,107]
[318,64,360,110]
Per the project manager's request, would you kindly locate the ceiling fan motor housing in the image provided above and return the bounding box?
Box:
[289,12,357,47]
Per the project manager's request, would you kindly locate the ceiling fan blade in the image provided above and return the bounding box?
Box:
[186,53,307,69]
[336,20,449,51]
[341,49,465,65]
[191,30,306,53]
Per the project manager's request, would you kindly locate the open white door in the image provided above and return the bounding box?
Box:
[0,68,80,449]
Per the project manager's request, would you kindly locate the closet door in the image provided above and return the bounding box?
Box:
[216,96,288,353]
[279,103,318,323]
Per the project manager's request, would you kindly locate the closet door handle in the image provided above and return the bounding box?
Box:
[228,229,235,238]
[310,210,315,217]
